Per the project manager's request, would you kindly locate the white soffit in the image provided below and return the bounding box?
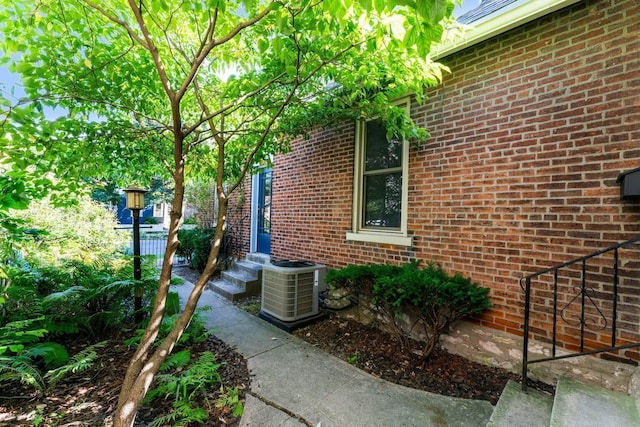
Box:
[433,0,584,60]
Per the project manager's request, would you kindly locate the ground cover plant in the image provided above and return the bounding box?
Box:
[0,332,249,426]
[326,261,492,358]
[0,259,249,425]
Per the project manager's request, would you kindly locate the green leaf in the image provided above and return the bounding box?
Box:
[26,342,69,369]
[257,37,269,53]
[42,286,86,306]
[9,344,24,353]
[285,65,297,77]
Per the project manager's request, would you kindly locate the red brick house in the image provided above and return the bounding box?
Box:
[229,0,640,372]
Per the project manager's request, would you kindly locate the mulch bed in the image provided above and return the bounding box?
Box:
[292,314,554,405]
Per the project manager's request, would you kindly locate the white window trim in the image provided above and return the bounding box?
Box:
[346,97,412,247]
[153,203,164,217]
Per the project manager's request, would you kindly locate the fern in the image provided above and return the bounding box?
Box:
[44,341,107,388]
[90,279,136,296]
[147,401,207,427]
[146,352,221,402]
[25,342,69,369]
[125,309,210,350]
[1,317,47,337]
[216,386,244,418]
[146,351,223,426]
[0,317,51,391]
[0,354,44,390]
[41,285,86,306]
[180,352,221,401]
[0,318,48,358]
[178,311,210,347]
[159,349,191,373]
[41,314,81,336]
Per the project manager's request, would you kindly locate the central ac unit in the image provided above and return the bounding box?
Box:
[261,261,326,322]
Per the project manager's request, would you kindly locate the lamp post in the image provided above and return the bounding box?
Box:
[124,186,147,323]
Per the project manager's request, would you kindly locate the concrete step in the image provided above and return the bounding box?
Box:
[221,269,259,289]
[233,259,263,279]
[550,377,640,427]
[246,252,271,265]
[208,257,265,301]
[207,278,247,301]
[487,380,553,427]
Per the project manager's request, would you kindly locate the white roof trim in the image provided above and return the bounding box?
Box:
[433,0,583,60]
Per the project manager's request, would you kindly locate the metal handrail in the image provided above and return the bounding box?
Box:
[521,236,640,391]
[219,211,251,266]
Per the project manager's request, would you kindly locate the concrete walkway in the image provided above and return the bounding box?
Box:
[173,279,494,427]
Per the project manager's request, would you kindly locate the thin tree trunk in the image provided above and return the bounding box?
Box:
[113,196,228,426]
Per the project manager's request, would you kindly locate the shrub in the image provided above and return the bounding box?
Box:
[177,228,215,272]
[327,261,491,358]
[8,196,129,266]
[326,263,402,298]
[143,216,160,224]
[183,216,198,225]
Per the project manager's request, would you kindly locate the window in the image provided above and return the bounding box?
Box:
[153,203,164,217]
[346,98,411,246]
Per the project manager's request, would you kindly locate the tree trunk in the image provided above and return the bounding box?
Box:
[113,150,229,426]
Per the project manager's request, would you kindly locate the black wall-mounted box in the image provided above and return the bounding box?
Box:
[616,167,640,200]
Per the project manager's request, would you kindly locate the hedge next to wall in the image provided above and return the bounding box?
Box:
[326,262,492,358]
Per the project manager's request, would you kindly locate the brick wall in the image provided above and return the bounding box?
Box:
[411,0,640,354]
[239,0,640,359]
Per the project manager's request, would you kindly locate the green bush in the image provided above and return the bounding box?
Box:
[143,216,160,224]
[183,216,198,225]
[176,228,197,265]
[327,261,491,358]
[326,263,402,298]
[177,228,215,272]
[8,196,129,266]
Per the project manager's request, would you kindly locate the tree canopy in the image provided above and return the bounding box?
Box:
[1,0,457,199]
[0,0,460,424]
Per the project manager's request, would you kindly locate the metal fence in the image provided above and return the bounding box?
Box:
[123,229,189,268]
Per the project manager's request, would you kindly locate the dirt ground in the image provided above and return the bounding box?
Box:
[0,333,249,427]
[292,314,554,405]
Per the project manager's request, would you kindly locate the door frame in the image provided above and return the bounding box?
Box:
[249,168,272,254]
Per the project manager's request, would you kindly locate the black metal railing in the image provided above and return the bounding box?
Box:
[118,209,250,272]
[120,226,189,268]
[219,211,251,268]
[521,236,640,391]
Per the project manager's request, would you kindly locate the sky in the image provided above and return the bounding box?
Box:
[0,65,22,103]
[0,0,482,111]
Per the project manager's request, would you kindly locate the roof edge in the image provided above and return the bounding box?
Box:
[433,0,583,60]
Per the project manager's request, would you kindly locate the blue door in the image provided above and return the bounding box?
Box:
[256,169,272,254]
